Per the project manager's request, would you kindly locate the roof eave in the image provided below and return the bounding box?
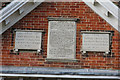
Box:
[0,0,44,34]
[83,0,120,32]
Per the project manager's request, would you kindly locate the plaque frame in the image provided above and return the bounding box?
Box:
[47,17,79,61]
[14,29,44,53]
[80,31,113,55]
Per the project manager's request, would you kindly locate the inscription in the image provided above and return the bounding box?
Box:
[47,21,76,59]
[15,31,42,50]
[82,33,110,52]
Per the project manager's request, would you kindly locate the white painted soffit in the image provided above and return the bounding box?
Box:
[0,0,44,34]
[82,0,120,32]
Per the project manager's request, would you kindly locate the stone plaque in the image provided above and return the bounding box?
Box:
[82,33,110,53]
[47,21,76,59]
[15,31,42,50]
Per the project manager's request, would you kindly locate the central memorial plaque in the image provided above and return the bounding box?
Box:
[47,20,76,59]
[15,30,42,51]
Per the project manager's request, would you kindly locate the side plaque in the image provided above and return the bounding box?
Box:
[82,33,110,54]
[47,21,76,59]
[15,31,42,51]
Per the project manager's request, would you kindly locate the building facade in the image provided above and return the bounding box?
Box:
[0,0,120,80]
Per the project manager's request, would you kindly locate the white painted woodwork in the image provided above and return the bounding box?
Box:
[5,18,10,25]
[96,0,119,19]
[19,7,24,15]
[0,74,119,79]
[92,0,96,5]
[0,0,44,34]
[83,0,120,32]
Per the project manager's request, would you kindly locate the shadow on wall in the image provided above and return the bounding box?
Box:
[2,77,120,80]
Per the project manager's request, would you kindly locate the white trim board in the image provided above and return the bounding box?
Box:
[83,0,120,32]
[0,74,120,79]
[0,0,44,34]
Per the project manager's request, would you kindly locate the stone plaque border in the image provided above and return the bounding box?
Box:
[46,59,78,62]
[80,31,113,55]
[14,29,44,53]
[47,17,79,22]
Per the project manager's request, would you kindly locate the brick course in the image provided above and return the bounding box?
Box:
[1,2,120,69]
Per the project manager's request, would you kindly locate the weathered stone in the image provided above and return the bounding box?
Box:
[15,31,42,50]
[47,21,76,59]
[82,33,110,53]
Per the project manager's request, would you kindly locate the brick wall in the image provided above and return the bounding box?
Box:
[1,2,119,69]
